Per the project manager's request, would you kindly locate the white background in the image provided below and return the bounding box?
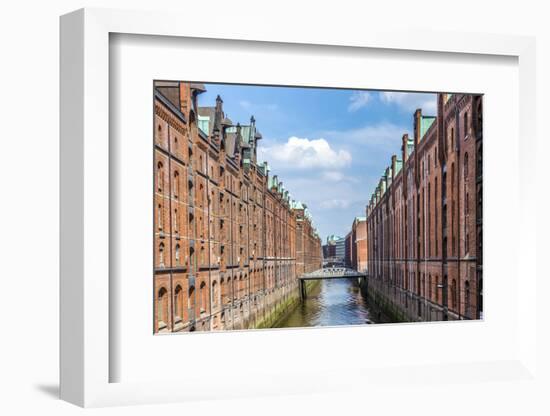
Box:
[1,1,549,415]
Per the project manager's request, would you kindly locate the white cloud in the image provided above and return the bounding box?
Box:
[348,91,371,112]
[259,136,352,170]
[323,121,410,148]
[239,100,251,109]
[379,92,437,115]
[322,171,345,182]
[319,199,351,209]
[321,171,359,183]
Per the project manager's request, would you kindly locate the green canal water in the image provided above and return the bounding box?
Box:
[273,278,385,328]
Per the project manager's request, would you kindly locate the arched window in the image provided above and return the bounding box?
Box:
[464,111,469,137]
[157,161,164,192]
[174,285,183,322]
[159,242,165,267]
[173,170,179,198]
[428,275,432,300]
[157,287,168,330]
[200,281,207,312]
[174,208,179,234]
[175,243,180,265]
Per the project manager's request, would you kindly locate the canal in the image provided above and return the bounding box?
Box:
[273,278,385,328]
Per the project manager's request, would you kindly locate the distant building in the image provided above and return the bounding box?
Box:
[344,231,352,268]
[344,217,368,272]
[335,237,345,261]
[323,234,345,265]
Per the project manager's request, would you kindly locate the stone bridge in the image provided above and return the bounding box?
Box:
[297,267,367,299]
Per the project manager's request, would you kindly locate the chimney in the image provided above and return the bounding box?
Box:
[213,95,223,132]
[414,108,422,146]
[250,115,257,162]
[179,82,191,116]
[234,123,242,165]
[402,134,409,162]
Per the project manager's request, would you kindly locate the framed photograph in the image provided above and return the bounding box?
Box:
[60,8,537,408]
[151,80,482,335]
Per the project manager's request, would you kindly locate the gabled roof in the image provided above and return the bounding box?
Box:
[291,200,304,210]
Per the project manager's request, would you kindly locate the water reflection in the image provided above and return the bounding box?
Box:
[274,279,381,329]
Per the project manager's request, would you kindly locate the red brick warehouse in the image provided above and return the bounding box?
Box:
[365,93,483,322]
[153,81,322,333]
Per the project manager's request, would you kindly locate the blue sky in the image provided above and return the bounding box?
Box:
[200,83,436,243]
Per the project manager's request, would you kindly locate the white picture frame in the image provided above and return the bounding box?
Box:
[60,7,538,408]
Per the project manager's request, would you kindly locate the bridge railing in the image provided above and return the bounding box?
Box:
[300,267,367,279]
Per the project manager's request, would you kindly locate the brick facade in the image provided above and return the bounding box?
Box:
[344,217,367,272]
[153,81,322,333]
[366,93,483,321]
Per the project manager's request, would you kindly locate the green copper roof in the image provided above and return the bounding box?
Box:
[240,126,252,144]
[268,175,278,190]
[395,159,403,175]
[406,137,415,157]
[198,115,210,135]
[291,200,304,210]
[421,116,436,138]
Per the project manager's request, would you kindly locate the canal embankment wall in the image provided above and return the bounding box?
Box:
[253,280,320,329]
[361,276,455,322]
